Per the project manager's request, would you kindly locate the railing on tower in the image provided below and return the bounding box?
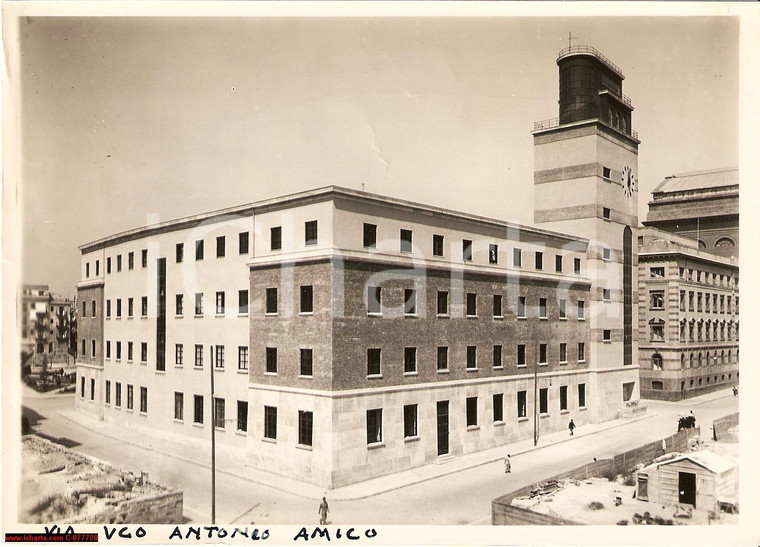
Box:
[557,45,624,78]
[533,116,638,140]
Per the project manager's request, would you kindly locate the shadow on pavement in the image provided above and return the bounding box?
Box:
[33,431,82,449]
[21,405,46,427]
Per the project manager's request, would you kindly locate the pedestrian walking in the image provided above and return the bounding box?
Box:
[504,454,511,473]
[568,418,576,436]
[318,497,329,525]
[732,386,738,396]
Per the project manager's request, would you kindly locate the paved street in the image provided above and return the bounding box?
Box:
[22,387,738,525]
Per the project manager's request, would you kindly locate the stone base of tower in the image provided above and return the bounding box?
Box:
[585,365,644,423]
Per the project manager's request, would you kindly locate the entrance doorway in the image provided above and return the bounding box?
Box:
[678,472,696,506]
[436,400,449,456]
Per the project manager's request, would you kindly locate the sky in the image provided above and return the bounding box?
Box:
[17,15,739,296]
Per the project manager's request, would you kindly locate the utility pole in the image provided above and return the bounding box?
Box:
[210,359,216,524]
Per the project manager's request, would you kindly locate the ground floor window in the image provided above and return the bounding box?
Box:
[493,393,504,422]
[194,395,203,424]
[403,404,417,438]
[517,390,527,418]
[298,410,313,446]
[366,409,383,444]
[559,385,568,411]
[578,383,586,408]
[115,383,122,407]
[237,401,248,432]
[466,397,478,427]
[140,387,147,413]
[105,381,111,405]
[539,388,548,414]
[214,397,225,428]
[127,385,134,410]
[264,406,277,439]
[174,392,183,421]
[652,381,664,390]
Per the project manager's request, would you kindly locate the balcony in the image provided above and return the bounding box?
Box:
[534,116,638,140]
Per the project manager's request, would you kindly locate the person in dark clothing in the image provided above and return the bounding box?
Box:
[568,419,576,436]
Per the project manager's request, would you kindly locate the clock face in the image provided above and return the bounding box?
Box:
[621,165,636,197]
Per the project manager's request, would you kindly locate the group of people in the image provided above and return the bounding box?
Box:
[677,410,697,431]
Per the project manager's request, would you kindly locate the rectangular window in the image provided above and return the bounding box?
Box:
[82,339,86,357]
[493,394,504,422]
[128,252,134,270]
[216,235,226,258]
[650,266,665,278]
[518,296,526,318]
[603,289,611,301]
[603,248,611,261]
[556,255,563,273]
[107,299,111,318]
[367,348,381,376]
[493,345,502,368]
[127,342,134,362]
[174,392,183,421]
[115,383,122,407]
[404,404,418,438]
[603,166,611,179]
[578,383,586,408]
[300,286,314,314]
[539,298,547,319]
[271,226,282,251]
[239,232,249,254]
[175,344,183,366]
[215,345,225,369]
[513,248,522,267]
[239,290,249,314]
[140,387,147,413]
[602,207,611,220]
[216,291,225,315]
[305,220,318,246]
[363,223,377,248]
[264,406,277,439]
[195,344,203,367]
[176,294,184,316]
[266,347,278,374]
[539,343,547,365]
[462,239,473,262]
[559,385,568,411]
[116,299,122,318]
[266,288,277,314]
[127,385,133,410]
[298,410,313,446]
[116,341,122,360]
[300,348,313,376]
[535,251,543,270]
[574,257,581,275]
[466,293,477,317]
[91,339,96,358]
[404,288,416,315]
[466,397,478,427]
[106,341,111,359]
[91,300,97,317]
[235,347,248,371]
[214,398,225,428]
[578,300,585,320]
[105,380,111,404]
[195,293,203,315]
[107,256,112,274]
[141,249,148,268]
[437,346,448,371]
[367,409,383,444]
[466,346,477,370]
[560,343,567,363]
[559,299,567,319]
[489,244,498,264]
[493,294,502,318]
[141,296,147,317]
[90,378,95,400]
[236,401,248,432]
[367,286,382,315]
[603,330,611,342]
[404,347,417,374]
[432,234,444,257]
[400,229,413,253]
[141,342,148,363]
[539,387,548,414]
[176,243,184,263]
[117,255,122,272]
[650,291,664,310]
[194,395,203,424]
[96,260,100,275]
[437,291,448,316]
[517,391,527,418]
[195,240,204,260]
[86,263,90,277]
[128,298,134,317]
[517,344,526,366]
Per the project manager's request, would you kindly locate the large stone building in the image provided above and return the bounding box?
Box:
[643,167,738,259]
[20,284,74,368]
[75,45,642,488]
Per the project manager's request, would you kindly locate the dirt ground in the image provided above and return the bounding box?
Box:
[512,431,739,526]
[20,436,167,523]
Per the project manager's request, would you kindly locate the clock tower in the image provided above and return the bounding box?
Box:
[533,45,641,422]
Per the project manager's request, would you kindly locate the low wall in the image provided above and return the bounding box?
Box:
[492,427,699,525]
[713,412,739,442]
[68,490,183,525]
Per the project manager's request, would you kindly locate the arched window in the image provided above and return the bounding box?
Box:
[698,353,703,368]
[715,237,735,248]
[705,351,711,365]
[652,353,663,370]
[698,240,706,249]
[689,353,694,368]
[680,353,686,369]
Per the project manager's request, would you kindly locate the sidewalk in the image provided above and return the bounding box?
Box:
[57,400,670,502]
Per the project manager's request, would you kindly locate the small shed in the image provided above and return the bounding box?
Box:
[635,450,736,511]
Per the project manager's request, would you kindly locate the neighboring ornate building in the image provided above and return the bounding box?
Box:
[76,44,643,488]
[643,167,738,259]
[20,284,75,368]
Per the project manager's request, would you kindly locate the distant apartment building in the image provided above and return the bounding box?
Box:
[76,44,643,488]
[20,284,74,367]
